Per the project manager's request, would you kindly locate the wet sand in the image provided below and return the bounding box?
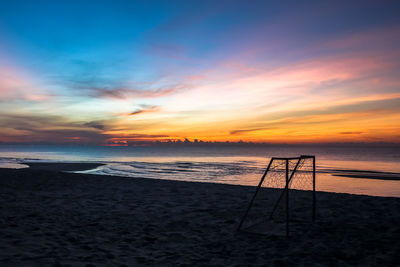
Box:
[0,167,399,266]
[330,169,400,180]
[26,162,105,172]
[332,174,400,180]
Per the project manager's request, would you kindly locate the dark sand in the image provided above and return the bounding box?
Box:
[0,167,399,266]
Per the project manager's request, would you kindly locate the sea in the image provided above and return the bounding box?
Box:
[0,144,399,197]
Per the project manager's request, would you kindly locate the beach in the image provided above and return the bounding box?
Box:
[0,164,399,266]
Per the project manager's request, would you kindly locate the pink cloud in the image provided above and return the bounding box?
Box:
[0,66,52,102]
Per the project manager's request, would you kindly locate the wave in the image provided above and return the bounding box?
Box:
[76,160,264,185]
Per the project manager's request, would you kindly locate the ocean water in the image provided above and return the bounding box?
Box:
[0,144,399,197]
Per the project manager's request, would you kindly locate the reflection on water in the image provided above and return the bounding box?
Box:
[0,157,29,169]
[0,145,399,197]
[0,162,28,169]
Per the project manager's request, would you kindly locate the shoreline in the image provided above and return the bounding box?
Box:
[24,162,400,195]
[0,160,399,197]
[0,167,399,266]
[24,162,400,198]
[25,162,105,172]
[4,165,400,199]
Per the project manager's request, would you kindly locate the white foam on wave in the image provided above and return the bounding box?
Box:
[0,158,29,169]
[76,160,264,185]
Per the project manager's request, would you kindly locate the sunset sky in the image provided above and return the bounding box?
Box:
[0,0,399,145]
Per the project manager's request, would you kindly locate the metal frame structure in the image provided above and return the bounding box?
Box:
[237,155,316,237]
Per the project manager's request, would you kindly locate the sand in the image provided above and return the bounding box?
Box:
[0,166,399,266]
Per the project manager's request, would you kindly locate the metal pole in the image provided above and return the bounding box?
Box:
[312,156,316,223]
[286,159,289,237]
[269,158,301,220]
[237,158,274,231]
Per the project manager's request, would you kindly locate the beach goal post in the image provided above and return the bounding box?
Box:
[237,155,316,236]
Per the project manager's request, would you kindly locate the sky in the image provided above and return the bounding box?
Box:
[0,0,399,145]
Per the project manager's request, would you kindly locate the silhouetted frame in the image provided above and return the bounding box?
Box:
[237,155,316,237]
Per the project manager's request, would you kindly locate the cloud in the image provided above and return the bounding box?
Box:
[58,70,183,101]
[83,121,106,130]
[92,86,178,100]
[0,112,176,144]
[230,127,274,135]
[0,113,106,144]
[68,71,199,102]
[107,134,169,140]
[0,66,53,103]
[105,134,171,146]
[129,105,159,116]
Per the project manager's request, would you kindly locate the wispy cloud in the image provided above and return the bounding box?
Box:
[95,87,177,100]
[0,113,106,144]
[83,120,106,130]
[129,105,160,116]
[230,128,274,135]
[0,66,53,102]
